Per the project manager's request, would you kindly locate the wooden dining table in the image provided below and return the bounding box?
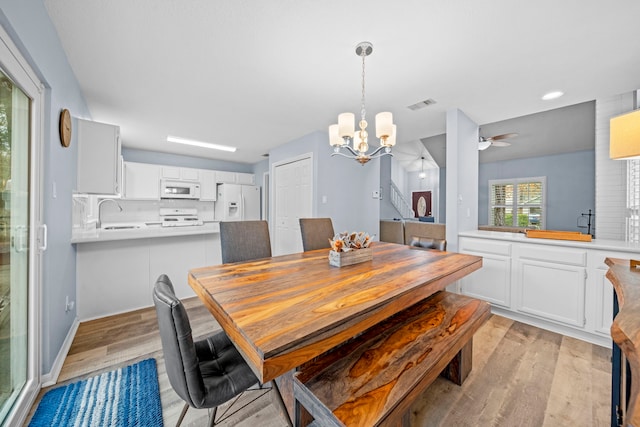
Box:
[188,241,483,422]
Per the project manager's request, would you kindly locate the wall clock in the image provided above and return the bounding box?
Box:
[59,108,71,147]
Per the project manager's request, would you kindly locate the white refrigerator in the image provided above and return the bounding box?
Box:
[215,184,261,221]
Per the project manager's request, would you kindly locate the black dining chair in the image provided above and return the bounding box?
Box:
[219,220,272,263]
[153,274,280,426]
[299,217,335,251]
[409,236,447,251]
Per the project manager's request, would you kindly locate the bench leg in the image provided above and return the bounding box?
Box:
[440,338,473,385]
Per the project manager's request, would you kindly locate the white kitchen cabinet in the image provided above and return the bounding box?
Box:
[236,172,255,185]
[161,166,199,181]
[215,170,236,183]
[514,244,587,328]
[77,118,121,195]
[123,161,160,199]
[515,259,586,327]
[76,232,222,320]
[199,169,217,201]
[459,238,512,307]
[457,231,640,347]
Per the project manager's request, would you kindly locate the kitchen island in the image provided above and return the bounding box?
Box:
[73,223,221,320]
[458,229,640,347]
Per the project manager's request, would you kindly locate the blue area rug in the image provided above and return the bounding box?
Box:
[30,358,163,426]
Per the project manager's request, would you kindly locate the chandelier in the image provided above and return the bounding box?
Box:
[329,42,396,165]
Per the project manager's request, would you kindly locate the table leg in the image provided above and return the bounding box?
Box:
[440,337,473,385]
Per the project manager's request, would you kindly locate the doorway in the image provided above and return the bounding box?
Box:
[272,154,313,256]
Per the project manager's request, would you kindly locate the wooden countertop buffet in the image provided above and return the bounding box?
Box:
[607,258,640,427]
[189,242,490,426]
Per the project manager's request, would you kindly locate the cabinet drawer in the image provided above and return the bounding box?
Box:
[518,245,586,266]
[460,238,511,256]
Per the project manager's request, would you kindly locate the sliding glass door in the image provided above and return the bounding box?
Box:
[0,66,31,424]
[0,23,43,426]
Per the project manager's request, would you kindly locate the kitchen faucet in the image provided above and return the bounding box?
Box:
[97,198,123,229]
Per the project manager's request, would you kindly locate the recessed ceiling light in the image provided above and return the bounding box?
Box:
[167,135,237,152]
[542,91,564,101]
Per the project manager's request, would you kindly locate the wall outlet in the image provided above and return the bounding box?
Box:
[372,190,380,199]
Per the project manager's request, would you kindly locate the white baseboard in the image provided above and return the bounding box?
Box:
[490,306,612,349]
[41,316,79,387]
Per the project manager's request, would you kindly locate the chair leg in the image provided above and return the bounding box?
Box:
[208,406,218,427]
[176,403,189,427]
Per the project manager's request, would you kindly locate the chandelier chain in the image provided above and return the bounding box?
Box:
[360,52,366,122]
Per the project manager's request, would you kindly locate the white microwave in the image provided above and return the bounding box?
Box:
[160,179,201,199]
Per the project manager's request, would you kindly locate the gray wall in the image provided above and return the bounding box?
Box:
[478,149,595,232]
[0,0,91,374]
[268,130,380,237]
[123,147,254,172]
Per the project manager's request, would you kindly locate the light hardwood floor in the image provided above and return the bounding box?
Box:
[27,298,611,426]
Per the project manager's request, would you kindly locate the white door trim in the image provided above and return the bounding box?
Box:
[270,152,314,255]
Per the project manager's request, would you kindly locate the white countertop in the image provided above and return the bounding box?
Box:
[459,229,640,254]
[71,221,220,243]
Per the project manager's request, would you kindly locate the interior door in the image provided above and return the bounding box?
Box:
[273,156,312,256]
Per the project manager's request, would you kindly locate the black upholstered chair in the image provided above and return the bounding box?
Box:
[299,218,335,251]
[409,236,447,251]
[219,220,272,263]
[153,274,273,426]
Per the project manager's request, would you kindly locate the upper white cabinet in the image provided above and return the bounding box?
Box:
[123,161,160,199]
[199,169,217,201]
[161,166,199,181]
[236,172,255,185]
[215,170,236,183]
[77,119,121,195]
[215,171,255,184]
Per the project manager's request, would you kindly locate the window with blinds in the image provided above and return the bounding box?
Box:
[628,159,640,242]
[489,177,546,229]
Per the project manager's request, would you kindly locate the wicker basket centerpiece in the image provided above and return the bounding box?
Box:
[328,231,373,267]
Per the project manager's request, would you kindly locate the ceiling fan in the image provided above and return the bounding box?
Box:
[478,132,518,150]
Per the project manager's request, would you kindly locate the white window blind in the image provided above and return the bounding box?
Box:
[489,177,546,229]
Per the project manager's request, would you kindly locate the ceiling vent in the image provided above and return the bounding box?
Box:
[407,98,437,111]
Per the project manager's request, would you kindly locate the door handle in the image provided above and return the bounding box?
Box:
[39,224,48,251]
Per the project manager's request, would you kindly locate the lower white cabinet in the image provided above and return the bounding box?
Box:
[459,233,637,347]
[515,259,586,327]
[77,233,221,320]
[459,238,512,307]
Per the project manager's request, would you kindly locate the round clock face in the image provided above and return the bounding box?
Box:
[59,109,71,147]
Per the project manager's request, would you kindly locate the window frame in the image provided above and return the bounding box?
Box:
[488,176,547,229]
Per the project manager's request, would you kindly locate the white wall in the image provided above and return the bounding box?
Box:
[445,109,479,252]
[595,92,635,240]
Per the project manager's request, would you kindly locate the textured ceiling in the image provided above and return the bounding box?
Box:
[44,0,640,165]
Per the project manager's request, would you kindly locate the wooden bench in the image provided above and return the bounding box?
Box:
[293,291,491,427]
